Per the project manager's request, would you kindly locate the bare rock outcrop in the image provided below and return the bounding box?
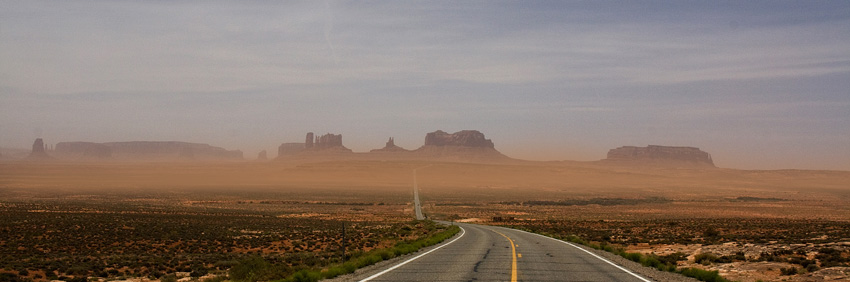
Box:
[370,137,409,153]
[605,145,714,166]
[257,150,268,160]
[26,138,52,160]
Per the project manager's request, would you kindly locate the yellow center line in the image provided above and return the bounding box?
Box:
[493,230,518,282]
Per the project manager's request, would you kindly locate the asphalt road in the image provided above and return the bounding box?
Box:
[413,168,425,220]
[350,222,651,282]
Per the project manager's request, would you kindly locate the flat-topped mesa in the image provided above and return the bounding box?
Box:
[424,130,495,148]
[278,143,305,157]
[257,150,268,160]
[415,130,508,162]
[54,141,243,161]
[306,132,351,152]
[55,142,112,159]
[606,145,714,166]
[277,132,351,158]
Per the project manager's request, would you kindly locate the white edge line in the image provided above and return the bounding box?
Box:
[359,226,466,282]
[516,229,653,282]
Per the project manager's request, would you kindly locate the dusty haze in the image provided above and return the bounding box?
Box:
[2,2,849,170]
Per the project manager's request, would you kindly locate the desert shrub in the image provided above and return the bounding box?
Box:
[67,277,88,282]
[703,227,720,238]
[0,273,29,282]
[717,251,745,263]
[624,252,643,263]
[806,264,819,272]
[657,252,687,265]
[816,247,849,267]
[678,268,729,282]
[694,253,720,265]
[640,256,664,269]
[780,267,798,275]
[229,256,271,282]
[286,270,321,282]
[202,276,227,282]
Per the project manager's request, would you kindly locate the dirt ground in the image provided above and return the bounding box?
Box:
[1,159,849,281]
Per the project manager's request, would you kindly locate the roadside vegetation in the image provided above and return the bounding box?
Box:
[0,196,455,282]
[500,220,850,282]
[227,223,460,282]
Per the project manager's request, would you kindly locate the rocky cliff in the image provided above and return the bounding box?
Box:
[606,145,714,166]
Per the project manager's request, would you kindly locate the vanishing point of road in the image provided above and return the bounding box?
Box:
[340,167,652,282]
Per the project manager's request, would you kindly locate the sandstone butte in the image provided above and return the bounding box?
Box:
[605,145,715,167]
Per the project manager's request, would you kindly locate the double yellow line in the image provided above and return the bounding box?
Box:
[493,230,518,282]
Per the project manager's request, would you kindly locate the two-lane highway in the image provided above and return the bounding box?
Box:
[413,167,425,220]
[348,222,651,282]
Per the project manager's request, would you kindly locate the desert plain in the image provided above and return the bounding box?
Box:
[1,158,849,282]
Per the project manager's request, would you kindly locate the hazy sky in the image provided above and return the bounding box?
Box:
[2,1,849,170]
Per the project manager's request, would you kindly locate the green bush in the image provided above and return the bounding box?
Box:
[679,268,729,282]
[694,253,720,265]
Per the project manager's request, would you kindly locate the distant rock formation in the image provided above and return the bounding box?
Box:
[55,142,112,159]
[312,133,345,150]
[424,130,495,148]
[276,132,352,159]
[103,141,242,161]
[26,138,52,160]
[606,145,714,166]
[274,130,508,162]
[278,143,305,157]
[414,130,507,161]
[370,137,409,153]
[257,150,268,160]
[53,141,241,161]
[305,132,314,148]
